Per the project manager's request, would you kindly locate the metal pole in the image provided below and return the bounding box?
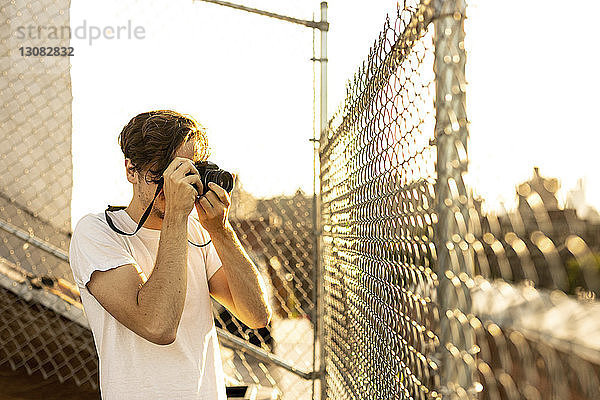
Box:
[433,0,475,397]
[317,5,328,400]
[0,218,69,262]
[310,12,319,400]
[216,327,317,380]
[320,2,328,137]
[194,0,329,31]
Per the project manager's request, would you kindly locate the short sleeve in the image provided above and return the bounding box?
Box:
[189,217,223,281]
[204,240,223,281]
[69,214,138,289]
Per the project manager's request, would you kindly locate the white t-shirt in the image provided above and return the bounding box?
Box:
[68,209,227,400]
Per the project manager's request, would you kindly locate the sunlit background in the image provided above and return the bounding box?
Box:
[465,0,600,217]
[71,0,600,229]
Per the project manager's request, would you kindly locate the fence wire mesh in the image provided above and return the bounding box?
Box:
[320,0,600,399]
[216,185,316,399]
[1,0,73,279]
[0,0,88,391]
[0,282,98,392]
[320,0,437,398]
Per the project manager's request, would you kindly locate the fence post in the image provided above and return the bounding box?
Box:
[316,3,328,400]
[433,0,477,398]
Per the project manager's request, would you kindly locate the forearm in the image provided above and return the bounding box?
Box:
[137,211,188,339]
[210,223,272,327]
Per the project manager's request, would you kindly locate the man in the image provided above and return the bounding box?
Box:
[69,110,272,399]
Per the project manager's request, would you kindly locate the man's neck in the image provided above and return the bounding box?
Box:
[124,201,163,231]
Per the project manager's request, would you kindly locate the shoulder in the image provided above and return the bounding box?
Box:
[71,212,121,247]
[72,212,109,236]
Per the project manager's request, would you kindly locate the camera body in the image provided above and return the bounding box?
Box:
[191,161,234,196]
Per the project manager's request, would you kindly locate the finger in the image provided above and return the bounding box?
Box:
[208,182,231,207]
[195,199,209,216]
[198,195,214,211]
[171,159,199,180]
[182,174,203,195]
[205,190,222,207]
[163,156,186,177]
[179,158,200,175]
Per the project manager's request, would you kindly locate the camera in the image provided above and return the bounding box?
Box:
[156,160,234,197]
[191,161,234,196]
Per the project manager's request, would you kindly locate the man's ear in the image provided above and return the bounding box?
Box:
[125,158,138,184]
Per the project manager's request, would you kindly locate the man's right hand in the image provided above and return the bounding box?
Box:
[161,157,203,216]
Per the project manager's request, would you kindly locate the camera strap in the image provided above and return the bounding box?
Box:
[104,181,211,248]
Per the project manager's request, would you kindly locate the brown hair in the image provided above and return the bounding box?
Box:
[118,110,210,183]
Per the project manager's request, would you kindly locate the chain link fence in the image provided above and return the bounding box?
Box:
[320,1,437,397]
[216,184,317,399]
[0,0,90,393]
[320,0,600,399]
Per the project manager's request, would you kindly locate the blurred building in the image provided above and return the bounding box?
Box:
[473,166,600,295]
[229,183,315,321]
[566,177,600,223]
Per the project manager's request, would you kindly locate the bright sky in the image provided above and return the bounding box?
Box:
[70,0,600,229]
[466,1,600,213]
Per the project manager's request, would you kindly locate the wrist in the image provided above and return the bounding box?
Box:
[163,208,189,226]
[207,221,235,240]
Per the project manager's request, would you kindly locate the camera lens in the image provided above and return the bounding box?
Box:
[206,170,234,193]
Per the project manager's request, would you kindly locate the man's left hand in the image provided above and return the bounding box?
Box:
[195,179,234,234]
